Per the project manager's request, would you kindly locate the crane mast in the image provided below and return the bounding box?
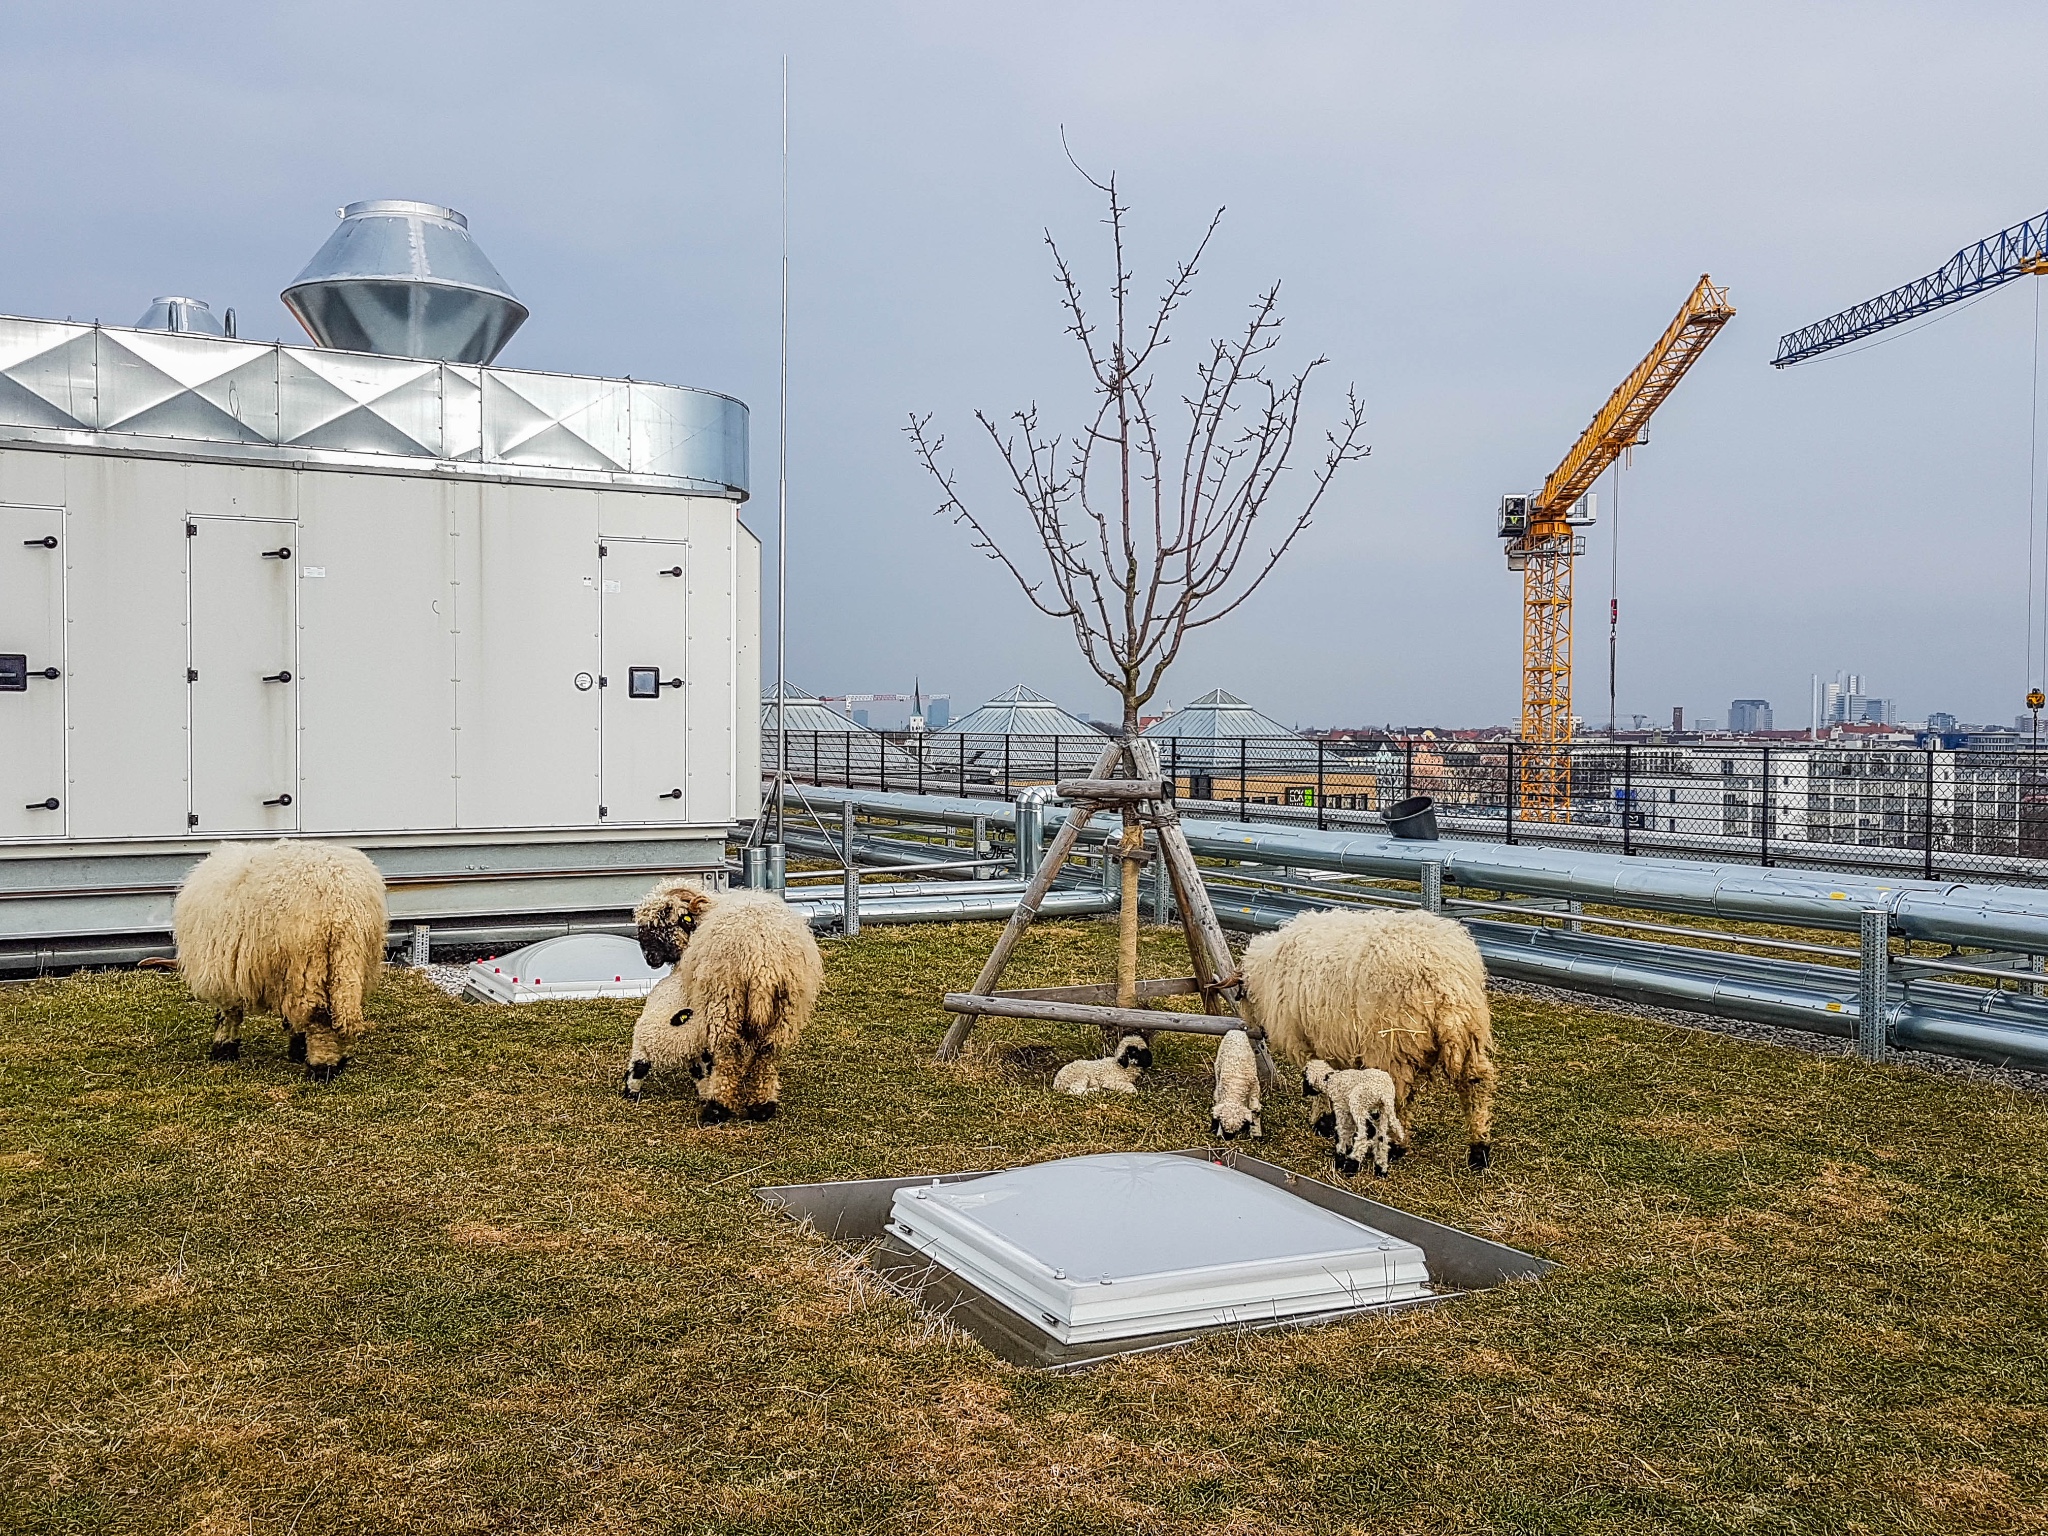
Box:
[1501,275,1734,820]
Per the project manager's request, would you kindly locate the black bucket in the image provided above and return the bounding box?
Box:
[1383,795,1439,841]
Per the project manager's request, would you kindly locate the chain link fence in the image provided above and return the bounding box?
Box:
[765,731,2048,887]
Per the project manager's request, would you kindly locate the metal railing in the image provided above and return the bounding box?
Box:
[767,730,2048,888]
[778,785,2048,1073]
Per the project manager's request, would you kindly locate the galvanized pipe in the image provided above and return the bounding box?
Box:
[782,788,2048,954]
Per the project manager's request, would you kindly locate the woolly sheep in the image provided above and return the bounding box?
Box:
[172,840,387,1082]
[1240,906,1498,1170]
[1209,1028,1263,1140]
[1303,1059,1403,1177]
[620,968,710,1103]
[631,879,824,1123]
[1052,1034,1152,1095]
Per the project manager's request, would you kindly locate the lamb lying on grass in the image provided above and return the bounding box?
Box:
[1209,1028,1263,1140]
[172,839,387,1083]
[1052,1034,1152,1096]
[1303,1059,1404,1178]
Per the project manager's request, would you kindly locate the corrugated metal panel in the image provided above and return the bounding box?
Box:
[0,314,747,497]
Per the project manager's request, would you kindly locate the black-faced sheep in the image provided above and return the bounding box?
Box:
[1052,1034,1152,1095]
[172,840,387,1082]
[1209,1028,1263,1140]
[632,879,824,1124]
[1240,906,1498,1170]
[1303,1059,1404,1178]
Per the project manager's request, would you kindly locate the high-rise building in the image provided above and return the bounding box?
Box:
[1671,706,1684,732]
[927,697,949,730]
[1926,711,1957,734]
[1729,699,1773,733]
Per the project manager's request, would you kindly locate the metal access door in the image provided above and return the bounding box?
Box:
[1,504,66,838]
[188,517,299,833]
[599,539,689,823]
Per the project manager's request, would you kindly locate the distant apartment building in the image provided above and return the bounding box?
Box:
[1926,711,1957,734]
[1729,698,1772,733]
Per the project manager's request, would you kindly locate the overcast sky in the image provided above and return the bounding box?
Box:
[7,2,2046,729]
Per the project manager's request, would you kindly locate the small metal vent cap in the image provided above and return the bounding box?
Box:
[135,296,227,336]
[282,199,528,364]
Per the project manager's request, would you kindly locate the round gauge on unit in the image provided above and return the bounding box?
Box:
[574,672,595,692]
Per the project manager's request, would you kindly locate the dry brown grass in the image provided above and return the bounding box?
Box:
[2,917,2045,1534]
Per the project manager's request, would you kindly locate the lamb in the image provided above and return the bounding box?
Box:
[628,879,824,1123]
[172,839,387,1082]
[620,968,710,1104]
[1303,1060,1404,1177]
[1239,906,1498,1170]
[1208,1028,1263,1140]
[1052,1034,1152,1095]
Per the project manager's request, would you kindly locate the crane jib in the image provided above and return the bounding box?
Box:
[1774,209,2048,367]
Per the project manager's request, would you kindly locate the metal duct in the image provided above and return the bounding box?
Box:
[134,296,226,336]
[785,787,2048,953]
[282,200,528,364]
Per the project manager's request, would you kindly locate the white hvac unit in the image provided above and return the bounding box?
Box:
[0,201,762,970]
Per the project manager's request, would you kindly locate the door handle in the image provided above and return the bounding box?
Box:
[659,566,682,577]
[264,793,293,807]
[25,797,58,811]
[30,666,59,680]
[261,546,292,560]
[658,677,682,690]
[263,670,293,684]
[660,788,683,800]
[24,536,56,549]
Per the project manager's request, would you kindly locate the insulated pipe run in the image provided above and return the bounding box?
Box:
[784,787,2048,955]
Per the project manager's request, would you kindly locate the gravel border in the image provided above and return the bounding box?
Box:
[1491,977,2048,1096]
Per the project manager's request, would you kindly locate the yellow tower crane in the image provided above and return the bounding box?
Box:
[1499,274,1734,821]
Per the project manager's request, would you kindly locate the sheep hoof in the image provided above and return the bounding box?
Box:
[743,1101,780,1122]
[1372,1164,1389,1179]
[287,1035,307,1064]
[698,1100,735,1125]
[1311,1113,1336,1139]
[306,1062,342,1085]
[1334,1155,1360,1178]
[1389,1143,1408,1161]
[1468,1142,1492,1172]
[621,1085,641,1103]
[207,1041,241,1063]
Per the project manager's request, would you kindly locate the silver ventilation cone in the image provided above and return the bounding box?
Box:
[282,199,528,364]
[135,296,228,336]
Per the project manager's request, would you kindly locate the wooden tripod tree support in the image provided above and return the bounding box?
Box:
[936,739,1276,1085]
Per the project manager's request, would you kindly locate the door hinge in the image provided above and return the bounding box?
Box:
[598,804,608,818]
[186,521,197,537]
[187,812,199,828]
[598,543,608,557]
[598,675,608,688]
[187,667,199,683]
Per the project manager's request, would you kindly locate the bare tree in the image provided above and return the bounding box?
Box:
[907,166,1369,740]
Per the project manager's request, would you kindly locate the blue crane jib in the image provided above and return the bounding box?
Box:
[1774,208,2048,367]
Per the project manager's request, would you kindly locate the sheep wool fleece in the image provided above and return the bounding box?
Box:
[1241,906,1497,1169]
[172,840,387,1078]
[1210,1028,1263,1140]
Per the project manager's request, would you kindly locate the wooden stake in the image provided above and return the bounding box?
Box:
[934,738,1120,1061]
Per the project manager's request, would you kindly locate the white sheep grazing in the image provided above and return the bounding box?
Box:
[1303,1059,1404,1178]
[630,880,824,1123]
[621,968,710,1103]
[1052,1034,1152,1095]
[172,840,387,1082]
[1209,1028,1263,1141]
[1240,906,1498,1170]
